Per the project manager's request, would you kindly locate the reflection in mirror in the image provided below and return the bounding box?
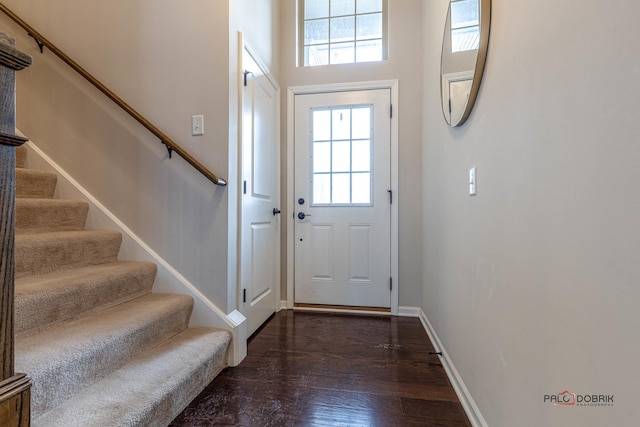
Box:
[441,0,491,127]
[451,0,480,53]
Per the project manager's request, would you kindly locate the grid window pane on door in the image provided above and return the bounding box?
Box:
[301,0,386,66]
[311,105,372,206]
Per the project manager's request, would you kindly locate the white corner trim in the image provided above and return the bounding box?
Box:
[23,138,247,365]
[226,309,247,366]
[398,306,421,317]
[418,309,488,427]
[279,300,288,311]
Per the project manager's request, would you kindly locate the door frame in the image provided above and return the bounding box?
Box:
[286,80,399,315]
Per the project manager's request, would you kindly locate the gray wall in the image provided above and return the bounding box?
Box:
[423,1,639,425]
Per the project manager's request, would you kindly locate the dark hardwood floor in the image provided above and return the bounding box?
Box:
[170,310,470,426]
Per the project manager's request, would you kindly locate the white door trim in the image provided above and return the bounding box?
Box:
[286,80,399,315]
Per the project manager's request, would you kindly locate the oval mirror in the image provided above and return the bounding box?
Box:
[440,0,491,127]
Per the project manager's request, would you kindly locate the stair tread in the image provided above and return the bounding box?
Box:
[16,293,194,417]
[16,261,157,338]
[15,229,119,242]
[33,327,231,427]
[15,230,122,279]
[16,198,89,234]
[16,168,57,198]
[16,260,155,294]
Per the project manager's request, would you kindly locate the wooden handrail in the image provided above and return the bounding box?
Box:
[0,3,227,187]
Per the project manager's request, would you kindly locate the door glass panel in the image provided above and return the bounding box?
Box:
[331,109,351,140]
[351,139,370,172]
[311,104,373,206]
[332,140,351,172]
[313,173,331,204]
[352,173,371,204]
[313,141,331,173]
[332,173,351,204]
[313,110,331,141]
[351,107,370,139]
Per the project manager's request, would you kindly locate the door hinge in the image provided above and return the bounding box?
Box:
[390,277,393,291]
[390,104,393,118]
[243,70,251,87]
[388,189,393,204]
[243,180,247,194]
[243,288,247,303]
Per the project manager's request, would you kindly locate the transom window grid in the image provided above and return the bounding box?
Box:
[311,105,373,206]
[451,0,480,53]
[299,0,388,67]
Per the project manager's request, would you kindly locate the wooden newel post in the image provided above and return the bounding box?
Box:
[0,32,32,427]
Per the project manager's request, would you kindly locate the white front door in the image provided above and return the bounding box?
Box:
[294,89,391,308]
[239,41,280,336]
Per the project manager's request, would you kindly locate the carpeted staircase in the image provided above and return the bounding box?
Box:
[13,145,231,426]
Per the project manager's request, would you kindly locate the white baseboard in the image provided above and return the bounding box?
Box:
[22,138,247,366]
[293,306,392,316]
[398,306,421,317]
[418,309,488,427]
[280,304,420,318]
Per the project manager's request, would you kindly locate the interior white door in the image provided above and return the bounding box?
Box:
[294,89,391,308]
[240,43,280,336]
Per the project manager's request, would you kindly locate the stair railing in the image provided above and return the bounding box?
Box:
[0,3,227,187]
[0,32,32,427]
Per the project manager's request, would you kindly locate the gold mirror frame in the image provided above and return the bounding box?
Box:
[440,0,491,127]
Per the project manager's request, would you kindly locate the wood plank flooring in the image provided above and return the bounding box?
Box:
[170,310,470,426]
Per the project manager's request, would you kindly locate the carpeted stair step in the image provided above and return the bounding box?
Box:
[15,261,157,338]
[16,145,27,168]
[15,293,195,418]
[16,198,89,234]
[16,168,57,198]
[15,230,122,279]
[33,327,231,427]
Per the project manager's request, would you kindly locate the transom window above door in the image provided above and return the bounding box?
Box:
[311,105,373,206]
[299,0,388,67]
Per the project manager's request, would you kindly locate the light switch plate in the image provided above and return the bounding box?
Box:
[469,167,477,196]
[192,115,204,136]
